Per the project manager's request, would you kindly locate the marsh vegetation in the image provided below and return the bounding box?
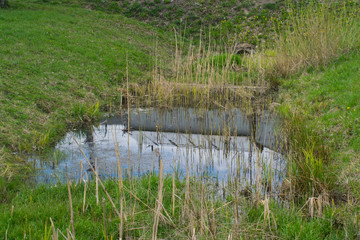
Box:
[0,0,360,239]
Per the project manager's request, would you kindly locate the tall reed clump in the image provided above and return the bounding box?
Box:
[268,0,360,199]
[266,0,360,80]
[279,106,334,198]
[139,32,271,109]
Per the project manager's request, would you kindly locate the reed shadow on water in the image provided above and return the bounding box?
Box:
[28,106,285,196]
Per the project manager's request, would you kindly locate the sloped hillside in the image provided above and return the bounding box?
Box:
[82,0,282,43]
[0,1,173,154]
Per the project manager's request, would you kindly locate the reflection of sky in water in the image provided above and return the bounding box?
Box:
[29,121,286,188]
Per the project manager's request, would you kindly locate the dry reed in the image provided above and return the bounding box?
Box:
[67,178,75,239]
[152,159,164,240]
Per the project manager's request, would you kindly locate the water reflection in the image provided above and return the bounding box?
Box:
[28,108,286,189]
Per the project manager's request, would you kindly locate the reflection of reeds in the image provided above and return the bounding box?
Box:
[42,58,284,239]
[47,130,285,239]
[12,1,360,238]
[72,135,121,217]
[126,54,131,183]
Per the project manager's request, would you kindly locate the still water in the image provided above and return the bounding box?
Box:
[29,108,286,189]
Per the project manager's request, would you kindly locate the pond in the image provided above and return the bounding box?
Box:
[28,107,286,190]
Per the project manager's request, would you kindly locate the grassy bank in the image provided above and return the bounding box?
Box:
[1,174,357,239]
[0,1,174,177]
[270,2,360,234]
[261,0,360,201]
[279,50,360,197]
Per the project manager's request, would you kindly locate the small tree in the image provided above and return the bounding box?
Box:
[0,0,8,8]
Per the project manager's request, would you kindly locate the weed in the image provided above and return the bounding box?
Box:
[267,0,360,79]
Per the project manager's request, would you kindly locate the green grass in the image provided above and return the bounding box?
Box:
[247,200,359,239]
[279,50,360,197]
[1,176,358,239]
[0,1,173,162]
[0,176,187,239]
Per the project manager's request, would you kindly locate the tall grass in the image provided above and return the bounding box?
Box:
[132,0,360,107]
[2,167,358,239]
[130,31,271,109]
[266,0,360,79]
[278,104,333,199]
[268,0,360,199]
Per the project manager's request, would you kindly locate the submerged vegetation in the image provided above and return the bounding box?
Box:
[0,0,360,238]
